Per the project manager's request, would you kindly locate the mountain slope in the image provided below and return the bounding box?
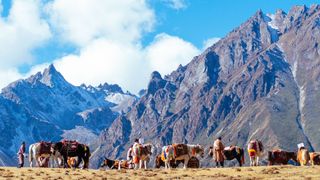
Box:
[0,65,137,166]
[91,5,320,167]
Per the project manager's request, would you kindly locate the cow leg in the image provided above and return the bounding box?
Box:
[55,156,62,168]
[29,156,33,168]
[35,155,39,167]
[183,157,190,169]
[38,157,42,167]
[75,156,82,168]
[63,155,68,168]
[252,157,256,166]
[165,160,170,169]
[84,154,90,169]
[49,156,52,168]
[29,152,34,168]
[236,157,242,167]
[50,155,56,168]
[144,160,147,170]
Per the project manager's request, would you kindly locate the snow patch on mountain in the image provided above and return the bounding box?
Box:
[77,108,103,122]
[263,14,279,43]
[266,13,279,30]
[62,126,98,145]
[299,85,306,111]
[105,93,136,113]
[105,93,132,105]
[292,61,298,80]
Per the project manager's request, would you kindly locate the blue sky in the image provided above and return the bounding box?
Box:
[146,0,319,47]
[0,0,319,93]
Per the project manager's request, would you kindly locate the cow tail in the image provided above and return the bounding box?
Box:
[241,148,245,165]
[85,145,91,159]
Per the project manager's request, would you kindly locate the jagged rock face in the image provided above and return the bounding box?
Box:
[277,4,320,151]
[0,65,136,166]
[2,65,108,129]
[92,5,320,168]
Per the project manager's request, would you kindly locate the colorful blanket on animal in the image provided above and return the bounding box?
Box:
[62,140,79,152]
[133,144,143,156]
[132,144,144,163]
[162,146,174,161]
[248,149,256,157]
[248,140,263,152]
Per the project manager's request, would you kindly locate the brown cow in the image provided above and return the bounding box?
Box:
[268,150,297,165]
[297,148,310,166]
[309,152,320,166]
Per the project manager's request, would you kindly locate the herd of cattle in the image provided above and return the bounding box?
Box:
[27,140,320,169]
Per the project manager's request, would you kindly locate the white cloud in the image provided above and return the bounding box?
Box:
[53,39,148,93]
[0,0,219,95]
[0,0,51,89]
[163,0,187,10]
[0,0,51,68]
[46,0,155,46]
[203,37,220,50]
[146,33,200,76]
[0,69,22,88]
[51,33,199,93]
[39,0,199,93]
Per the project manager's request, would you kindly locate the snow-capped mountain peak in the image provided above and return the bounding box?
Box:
[40,64,67,88]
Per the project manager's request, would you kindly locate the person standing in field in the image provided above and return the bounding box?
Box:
[17,141,26,168]
[213,137,225,167]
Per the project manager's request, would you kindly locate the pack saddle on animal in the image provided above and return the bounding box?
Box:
[51,140,91,169]
[161,144,204,169]
[247,140,264,166]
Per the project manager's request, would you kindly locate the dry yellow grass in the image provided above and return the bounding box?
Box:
[0,166,319,180]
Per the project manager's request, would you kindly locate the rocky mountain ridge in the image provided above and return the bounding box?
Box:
[91,5,320,167]
[0,65,137,166]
